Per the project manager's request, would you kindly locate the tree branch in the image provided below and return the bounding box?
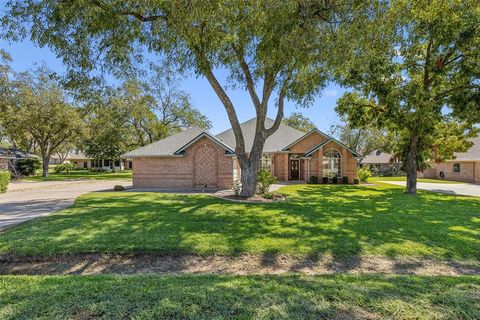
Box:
[232,44,261,111]
[89,0,165,22]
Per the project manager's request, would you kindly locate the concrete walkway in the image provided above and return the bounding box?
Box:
[379,181,480,197]
[0,179,132,230]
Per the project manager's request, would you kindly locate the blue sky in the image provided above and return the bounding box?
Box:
[0,38,345,135]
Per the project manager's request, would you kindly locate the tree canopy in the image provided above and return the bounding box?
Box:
[2,0,350,196]
[0,65,84,176]
[335,0,480,194]
[283,112,316,132]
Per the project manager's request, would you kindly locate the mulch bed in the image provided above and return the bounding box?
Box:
[0,253,478,276]
[212,190,286,203]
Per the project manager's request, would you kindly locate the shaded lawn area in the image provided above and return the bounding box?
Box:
[0,184,478,260]
[24,169,132,181]
[0,274,478,319]
[370,176,465,184]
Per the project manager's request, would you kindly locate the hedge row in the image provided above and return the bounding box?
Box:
[0,171,10,193]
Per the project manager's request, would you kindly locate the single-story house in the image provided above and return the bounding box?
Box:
[421,136,480,184]
[123,117,361,190]
[361,150,402,175]
[0,148,38,174]
[65,151,132,171]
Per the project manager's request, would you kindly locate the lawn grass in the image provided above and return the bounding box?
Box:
[0,274,478,319]
[370,176,465,184]
[24,169,132,181]
[0,184,478,260]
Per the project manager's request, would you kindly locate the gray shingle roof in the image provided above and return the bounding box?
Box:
[361,150,394,164]
[123,127,205,157]
[0,148,37,159]
[453,136,480,161]
[215,117,305,153]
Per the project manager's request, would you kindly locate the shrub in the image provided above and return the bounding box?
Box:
[257,169,277,194]
[309,175,319,184]
[358,167,372,182]
[332,176,338,184]
[262,192,274,199]
[342,176,349,184]
[354,178,360,184]
[54,163,77,174]
[232,180,241,196]
[16,158,41,176]
[113,185,125,191]
[0,171,10,193]
[322,176,329,184]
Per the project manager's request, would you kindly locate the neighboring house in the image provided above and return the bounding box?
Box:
[421,136,480,184]
[123,117,361,190]
[0,148,38,173]
[65,151,132,171]
[361,150,401,176]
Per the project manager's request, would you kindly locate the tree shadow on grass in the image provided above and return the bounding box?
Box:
[0,185,478,263]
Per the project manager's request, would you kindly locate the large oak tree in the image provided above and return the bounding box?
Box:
[0,66,84,177]
[2,0,350,196]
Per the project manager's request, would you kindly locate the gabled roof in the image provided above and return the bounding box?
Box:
[174,132,235,155]
[215,117,305,153]
[123,127,205,157]
[453,136,480,161]
[361,150,394,164]
[123,127,235,158]
[281,128,331,151]
[304,139,332,157]
[285,128,362,158]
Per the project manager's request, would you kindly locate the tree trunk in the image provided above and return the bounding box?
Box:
[238,130,266,197]
[239,159,261,197]
[42,156,50,177]
[405,135,418,195]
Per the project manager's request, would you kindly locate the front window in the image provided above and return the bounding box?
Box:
[453,163,460,173]
[261,154,273,172]
[323,148,341,178]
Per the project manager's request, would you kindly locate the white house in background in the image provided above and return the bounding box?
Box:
[65,151,132,171]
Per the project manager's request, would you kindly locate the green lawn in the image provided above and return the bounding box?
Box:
[370,176,465,184]
[24,169,132,181]
[1,184,478,260]
[0,274,478,319]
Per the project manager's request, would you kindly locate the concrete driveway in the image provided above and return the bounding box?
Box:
[0,179,132,230]
[379,181,480,197]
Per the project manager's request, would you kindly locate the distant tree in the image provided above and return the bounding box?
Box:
[113,71,211,147]
[2,1,352,196]
[335,0,480,194]
[0,66,84,177]
[329,122,390,157]
[283,112,316,132]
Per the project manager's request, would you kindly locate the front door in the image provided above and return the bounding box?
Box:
[290,159,299,180]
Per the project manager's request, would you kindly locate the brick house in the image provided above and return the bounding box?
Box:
[123,117,361,190]
[421,136,480,184]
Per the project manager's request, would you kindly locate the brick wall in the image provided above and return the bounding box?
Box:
[132,136,233,189]
[272,133,358,183]
[423,161,479,184]
[289,131,327,154]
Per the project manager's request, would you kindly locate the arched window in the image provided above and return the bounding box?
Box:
[322,148,341,178]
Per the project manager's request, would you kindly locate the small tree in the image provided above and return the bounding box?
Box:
[257,169,278,195]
